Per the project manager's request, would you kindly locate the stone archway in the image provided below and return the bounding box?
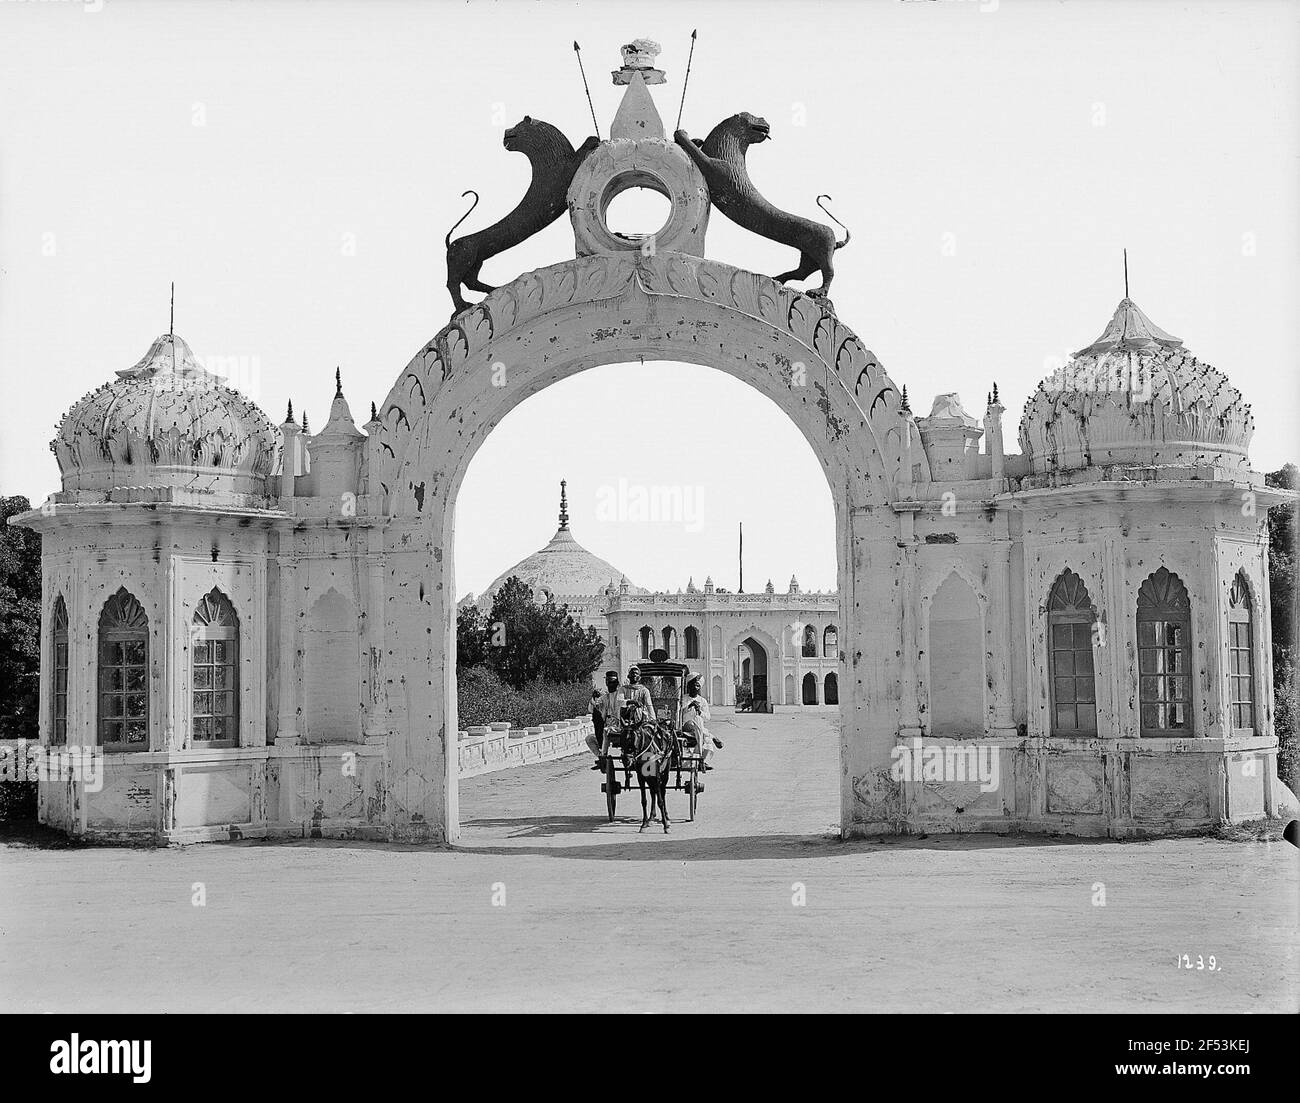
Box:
[373,250,913,842]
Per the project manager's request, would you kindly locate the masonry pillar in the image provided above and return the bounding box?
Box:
[275,548,300,744]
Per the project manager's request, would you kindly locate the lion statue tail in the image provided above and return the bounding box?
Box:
[445,189,480,248]
[817,194,851,250]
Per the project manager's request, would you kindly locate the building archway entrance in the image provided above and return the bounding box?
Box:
[738,635,770,711]
[372,251,910,843]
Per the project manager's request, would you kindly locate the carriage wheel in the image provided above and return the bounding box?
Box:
[605,757,618,822]
[688,763,698,822]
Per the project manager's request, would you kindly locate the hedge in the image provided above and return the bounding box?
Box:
[456,665,592,730]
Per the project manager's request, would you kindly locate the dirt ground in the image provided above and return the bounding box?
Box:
[1,711,1296,1013]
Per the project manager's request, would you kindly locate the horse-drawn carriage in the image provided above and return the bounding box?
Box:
[601,654,705,830]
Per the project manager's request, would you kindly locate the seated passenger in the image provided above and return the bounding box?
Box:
[680,674,722,770]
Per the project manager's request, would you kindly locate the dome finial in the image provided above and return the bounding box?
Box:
[558,479,569,530]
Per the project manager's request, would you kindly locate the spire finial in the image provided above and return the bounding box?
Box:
[169,281,174,337]
[286,399,294,424]
[301,410,309,434]
[1123,248,1129,300]
[992,381,999,404]
[558,479,569,530]
[900,384,910,412]
[335,367,342,397]
[370,400,378,421]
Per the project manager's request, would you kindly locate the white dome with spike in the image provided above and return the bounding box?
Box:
[1019,298,1253,475]
[52,332,279,496]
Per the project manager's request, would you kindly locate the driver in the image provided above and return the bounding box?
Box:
[621,664,656,729]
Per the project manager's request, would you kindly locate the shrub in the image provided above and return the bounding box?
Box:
[456,665,591,730]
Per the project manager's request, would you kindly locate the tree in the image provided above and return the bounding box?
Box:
[455,600,492,669]
[1267,466,1298,792]
[479,576,604,688]
[0,496,41,738]
[1266,464,1296,669]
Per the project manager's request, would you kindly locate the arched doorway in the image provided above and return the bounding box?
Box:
[738,636,770,710]
[373,251,910,842]
[802,672,819,705]
[824,672,839,705]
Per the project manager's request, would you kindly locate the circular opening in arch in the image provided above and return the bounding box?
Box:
[601,173,672,241]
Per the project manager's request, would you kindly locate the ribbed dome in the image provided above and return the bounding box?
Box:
[1019,298,1253,475]
[478,525,644,609]
[52,332,279,495]
[476,481,642,609]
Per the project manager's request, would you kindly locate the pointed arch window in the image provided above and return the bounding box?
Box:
[802,671,819,704]
[662,626,678,659]
[192,589,239,747]
[1227,572,1255,732]
[823,625,838,658]
[51,596,69,745]
[802,625,817,658]
[684,626,700,660]
[1137,567,1192,736]
[639,626,653,660]
[1046,570,1098,734]
[97,588,149,752]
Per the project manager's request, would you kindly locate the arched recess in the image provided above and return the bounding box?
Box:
[784,673,796,704]
[825,672,839,705]
[710,674,723,706]
[802,672,819,705]
[372,252,912,843]
[303,588,361,744]
[926,572,985,738]
[684,625,700,660]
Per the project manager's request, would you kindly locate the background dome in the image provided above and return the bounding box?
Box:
[52,332,279,496]
[475,481,643,610]
[1019,298,1253,475]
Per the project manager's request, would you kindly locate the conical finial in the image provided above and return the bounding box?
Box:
[1123,248,1129,300]
[285,399,295,425]
[558,479,570,531]
[169,281,175,337]
[301,410,310,434]
[370,401,378,421]
[987,391,992,408]
[335,367,343,397]
[992,381,999,404]
[900,384,910,412]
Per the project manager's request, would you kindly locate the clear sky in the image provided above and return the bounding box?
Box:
[2,0,1296,598]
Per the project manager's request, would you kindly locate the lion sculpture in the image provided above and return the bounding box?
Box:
[674,113,850,297]
[445,117,599,316]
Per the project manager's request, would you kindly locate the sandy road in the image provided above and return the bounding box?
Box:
[1,711,1295,1012]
